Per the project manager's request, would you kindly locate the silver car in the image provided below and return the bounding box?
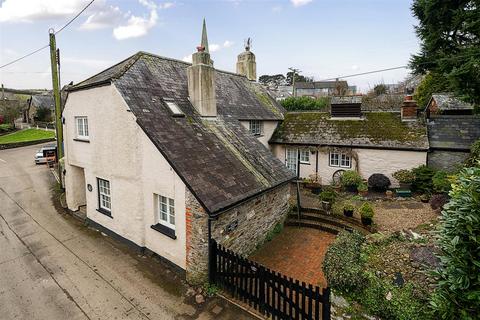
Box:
[34,145,56,164]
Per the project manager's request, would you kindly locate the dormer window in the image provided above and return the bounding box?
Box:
[330,96,362,119]
[163,99,184,117]
[249,120,263,136]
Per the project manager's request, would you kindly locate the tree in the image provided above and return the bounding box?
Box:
[431,166,480,319]
[0,100,22,128]
[413,72,449,109]
[410,0,480,106]
[280,96,329,111]
[373,84,388,96]
[258,74,286,88]
[285,71,313,86]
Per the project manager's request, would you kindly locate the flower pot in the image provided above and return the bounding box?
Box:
[361,216,372,225]
[305,182,321,189]
[385,190,394,198]
[346,185,357,193]
[322,201,332,212]
[343,209,354,217]
[333,185,342,192]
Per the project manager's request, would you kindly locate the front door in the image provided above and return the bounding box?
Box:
[286,148,298,175]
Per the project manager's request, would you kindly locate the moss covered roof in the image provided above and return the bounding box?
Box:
[270,112,429,150]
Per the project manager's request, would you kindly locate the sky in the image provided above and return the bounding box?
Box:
[0,0,420,92]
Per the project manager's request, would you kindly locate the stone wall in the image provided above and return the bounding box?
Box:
[428,150,469,171]
[185,183,291,284]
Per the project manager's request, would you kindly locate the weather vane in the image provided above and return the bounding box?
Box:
[244,37,252,51]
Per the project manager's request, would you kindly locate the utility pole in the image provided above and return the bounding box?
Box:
[288,67,301,97]
[49,29,64,168]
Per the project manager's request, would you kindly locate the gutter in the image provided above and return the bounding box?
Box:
[268,141,429,152]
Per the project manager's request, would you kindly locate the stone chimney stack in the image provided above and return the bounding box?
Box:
[236,38,256,81]
[401,95,418,121]
[187,19,216,117]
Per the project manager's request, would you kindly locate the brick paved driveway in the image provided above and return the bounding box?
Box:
[250,227,336,288]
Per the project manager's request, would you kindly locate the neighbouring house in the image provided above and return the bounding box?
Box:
[63,21,294,284]
[294,80,350,97]
[267,85,293,101]
[269,96,429,186]
[425,93,474,117]
[425,93,479,170]
[28,94,54,123]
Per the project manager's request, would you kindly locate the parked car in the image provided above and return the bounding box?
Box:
[34,144,56,164]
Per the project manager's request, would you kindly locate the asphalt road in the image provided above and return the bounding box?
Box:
[0,143,254,320]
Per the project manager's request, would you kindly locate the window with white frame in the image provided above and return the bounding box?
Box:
[299,150,310,163]
[97,178,111,213]
[249,120,262,136]
[156,194,175,230]
[75,116,89,140]
[329,152,351,168]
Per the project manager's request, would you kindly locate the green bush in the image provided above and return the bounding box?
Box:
[319,187,336,203]
[359,202,374,225]
[393,169,415,184]
[432,170,453,194]
[0,123,13,133]
[430,166,480,319]
[341,170,363,188]
[465,139,480,167]
[323,230,366,293]
[358,274,433,320]
[280,96,329,111]
[412,165,436,194]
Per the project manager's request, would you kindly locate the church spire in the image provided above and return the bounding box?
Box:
[201,18,209,53]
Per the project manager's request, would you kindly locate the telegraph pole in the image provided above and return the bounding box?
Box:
[288,67,301,97]
[49,29,64,163]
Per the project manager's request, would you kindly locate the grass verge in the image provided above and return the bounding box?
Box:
[0,128,55,144]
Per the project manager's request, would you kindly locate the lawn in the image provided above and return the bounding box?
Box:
[0,128,55,144]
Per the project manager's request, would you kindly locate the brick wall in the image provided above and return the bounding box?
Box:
[185,183,291,284]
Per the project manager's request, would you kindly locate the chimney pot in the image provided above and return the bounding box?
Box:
[401,95,417,121]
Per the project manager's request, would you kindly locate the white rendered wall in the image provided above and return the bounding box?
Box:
[240,120,279,148]
[63,84,187,269]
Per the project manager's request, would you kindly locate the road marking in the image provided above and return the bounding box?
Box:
[0,158,6,163]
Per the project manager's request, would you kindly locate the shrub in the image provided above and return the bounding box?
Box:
[357,182,368,192]
[429,193,448,210]
[412,165,436,194]
[430,166,480,319]
[319,187,336,203]
[0,123,13,133]
[323,230,366,293]
[393,169,415,184]
[432,170,452,194]
[359,202,374,225]
[465,139,480,166]
[343,202,354,211]
[359,274,433,320]
[340,170,363,188]
[368,173,391,192]
[280,96,329,111]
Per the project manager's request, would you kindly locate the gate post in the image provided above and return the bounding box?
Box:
[208,239,217,284]
[258,265,265,314]
[322,287,331,320]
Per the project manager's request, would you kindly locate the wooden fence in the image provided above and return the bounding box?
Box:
[209,240,331,320]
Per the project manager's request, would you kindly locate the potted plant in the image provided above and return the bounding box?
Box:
[343,202,354,217]
[420,194,430,203]
[319,187,336,212]
[393,169,415,190]
[340,170,363,192]
[357,182,368,196]
[385,190,394,198]
[359,202,374,225]
[304,174,322,193]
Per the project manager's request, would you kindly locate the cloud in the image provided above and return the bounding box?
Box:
[272,5,283,12]
[112,0,161,40]
[182,55,192,63]
[159,2,175,9]
[290,0,313,7]
[80,5,123,30]
[0,0,88,22]
[351,65,359,70]
[209,40,234,52]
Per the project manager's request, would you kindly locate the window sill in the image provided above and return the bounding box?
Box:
[96,208,112,218]
[151,223,176,239]
[74,138,90,143]
[300,161,310,165]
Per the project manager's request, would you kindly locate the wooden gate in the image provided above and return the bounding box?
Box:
[209,240,331,320]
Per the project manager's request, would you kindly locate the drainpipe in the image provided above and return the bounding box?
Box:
[207,215,213,284]
[296,149,301,220]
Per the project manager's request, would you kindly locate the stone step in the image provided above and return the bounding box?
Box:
[301,207,370,231]
[285,219,344,235]
[288,212,370,235]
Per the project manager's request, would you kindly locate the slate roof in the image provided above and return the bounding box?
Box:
[427,115,480,151]
[429,93,474,111]
[295,81,348,90]
[70,51,293,215]
[270,112,429,151]
[30,94,54,110]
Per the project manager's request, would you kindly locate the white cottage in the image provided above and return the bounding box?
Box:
[63,22,294,284]
[269,96,429,186]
